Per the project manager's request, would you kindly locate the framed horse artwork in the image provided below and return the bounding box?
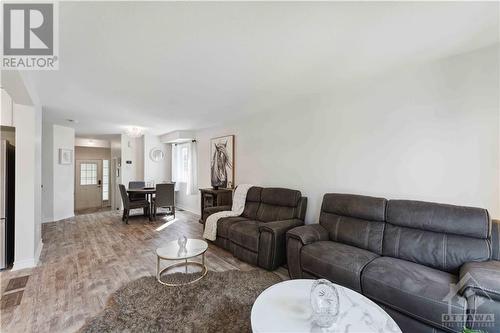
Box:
[210,135,234,189]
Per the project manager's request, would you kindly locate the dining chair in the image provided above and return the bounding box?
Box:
[119,184,150,224]
[153,183,175,219]
[129,181,146,201]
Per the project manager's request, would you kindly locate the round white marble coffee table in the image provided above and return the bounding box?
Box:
[251,279,401,333]
[156,239,208,287]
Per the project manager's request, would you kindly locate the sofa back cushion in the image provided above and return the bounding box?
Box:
[241,186,263,219]
[383,200,491,273]
[256,188,302,222]
[319,193,387,254]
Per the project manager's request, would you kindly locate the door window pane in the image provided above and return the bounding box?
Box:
[80,163,97,185]
[102,160,109,200]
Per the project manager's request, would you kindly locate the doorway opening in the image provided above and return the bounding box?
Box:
[1,126,15,270]
[74,146,111,215]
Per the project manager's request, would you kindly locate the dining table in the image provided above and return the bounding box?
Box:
[127,187,156,220]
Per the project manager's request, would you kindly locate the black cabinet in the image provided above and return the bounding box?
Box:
[199,188,233,223]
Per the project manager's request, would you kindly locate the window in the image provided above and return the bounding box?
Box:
[80,163,97,185]
[181,146,189,182]
[172,142,198,195]
[102,160,109,201]
[172,144,189,183]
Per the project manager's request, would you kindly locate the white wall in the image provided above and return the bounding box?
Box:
[182,45,500,221]
[110,136,122,210]
[143,134,171,184]
[52,125,75,221]
[120,134,144,186]
[75,137,110,148]
[120,133,172,185]
[175,181,199,213]
[160,130,196,144]
[33,105,42,260]
[115,134,171,209]
[12,104,37,269]
[3,71,43,270]
[136,136,144,181]
[1,88,13,126]
[43,123,75,222]
[110,136,121,160]
[42,121,54,222]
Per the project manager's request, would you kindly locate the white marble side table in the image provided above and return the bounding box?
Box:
[251,279,402,333]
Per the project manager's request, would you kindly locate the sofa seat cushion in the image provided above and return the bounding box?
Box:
[301,241,379,292]
[217,216,250,239]
[228,220,262,252]
[362,257,466,331]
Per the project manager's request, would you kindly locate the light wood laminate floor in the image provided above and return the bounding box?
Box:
[0,209,288,333]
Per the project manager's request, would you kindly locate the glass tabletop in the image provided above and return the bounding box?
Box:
[156,239,208,260]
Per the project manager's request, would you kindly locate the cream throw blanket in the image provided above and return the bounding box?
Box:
[203,184,253,241]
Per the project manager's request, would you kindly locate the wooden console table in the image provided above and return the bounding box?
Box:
[199,188,233,223]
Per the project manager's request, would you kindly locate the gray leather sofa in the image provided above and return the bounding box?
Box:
[287,193,500,333]
[204,186,307,271]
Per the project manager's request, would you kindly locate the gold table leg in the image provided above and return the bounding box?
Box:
[156,255,208,287]
[156,255,160,281]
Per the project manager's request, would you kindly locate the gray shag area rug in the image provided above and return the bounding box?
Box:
[79,270,282,333]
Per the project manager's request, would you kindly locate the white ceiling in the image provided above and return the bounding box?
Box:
[27,1,499,136]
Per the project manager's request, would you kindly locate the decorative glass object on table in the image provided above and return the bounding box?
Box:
[310,279,340,328]
[177,236,188,255]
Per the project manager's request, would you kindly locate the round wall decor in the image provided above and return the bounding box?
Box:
[150,147,165,162]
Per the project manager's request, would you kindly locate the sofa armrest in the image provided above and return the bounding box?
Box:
[201,205,232,224]
[460,261,500,301]
[257,219,304,270]
[492,219,500,261]
[204,205,232,216]
[259,219,304,237]
[286,224,329,245]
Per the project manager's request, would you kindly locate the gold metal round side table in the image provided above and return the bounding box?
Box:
[156,239,208,287]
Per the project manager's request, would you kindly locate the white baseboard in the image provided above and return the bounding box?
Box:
[43,213,75,223]
[51,214,75,222]
[175,204,199,216]
[35,240,43,263]
[12,240,44,271]
[42,216,53,223]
